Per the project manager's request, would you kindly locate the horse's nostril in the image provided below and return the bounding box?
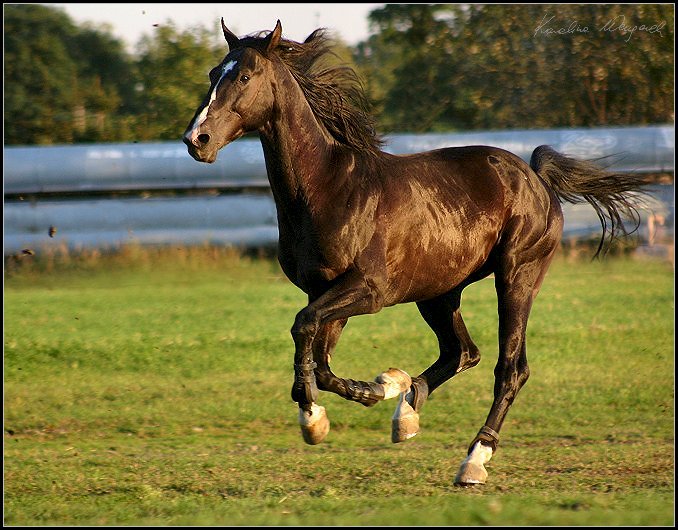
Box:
[198,133,210,145]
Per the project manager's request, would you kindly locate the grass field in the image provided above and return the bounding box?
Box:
[3,246,675,526]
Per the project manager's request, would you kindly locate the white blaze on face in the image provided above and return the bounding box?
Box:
[185,60,238,145]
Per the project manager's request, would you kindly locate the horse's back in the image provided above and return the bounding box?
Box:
[379,144,559,235]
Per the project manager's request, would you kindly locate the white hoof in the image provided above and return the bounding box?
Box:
[298,403,330,445]
[454,441,493,485]
[375,368,412,399]
[391,389,420,443]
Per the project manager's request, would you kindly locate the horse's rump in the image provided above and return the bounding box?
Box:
[377,145,558,302]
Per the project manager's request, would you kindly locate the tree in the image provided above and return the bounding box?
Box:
[69,24,136,141]
[4,4,672,145]
[355,4,674,132]
[354,4,469,132]
[4,4,134,144]
[129,21,225,141]
[4,4,81,144]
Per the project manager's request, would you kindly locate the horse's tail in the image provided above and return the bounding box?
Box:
[530,145,650,258]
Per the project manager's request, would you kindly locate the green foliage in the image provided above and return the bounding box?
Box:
[3,4,134,143]
[129,21,224,141]
[3,4,674,144]
[4,4,81,144]
[355,5,467,132]
[3,6,224,145]
[355,4,674,132]
[3,249,674,525]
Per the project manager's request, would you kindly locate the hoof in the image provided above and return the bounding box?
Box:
[298,403,330,445]
[391,390,419,443]
[454,441,493,486]
[454,462,488,485]
[375,368,412,399]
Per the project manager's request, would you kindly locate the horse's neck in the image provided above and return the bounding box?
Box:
[258,66,336,209]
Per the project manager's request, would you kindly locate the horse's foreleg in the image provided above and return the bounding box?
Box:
[316,364,411,407]
[294,319,346,446]
[291,316,329,445]
[291,273,384,444]
[312,321,412,409]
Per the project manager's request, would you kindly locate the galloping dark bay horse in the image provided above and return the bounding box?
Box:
[183,20,648,485]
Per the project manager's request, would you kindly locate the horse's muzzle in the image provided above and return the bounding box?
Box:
[183,136,218,164]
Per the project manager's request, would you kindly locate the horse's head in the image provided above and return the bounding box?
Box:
[183,19,282,163]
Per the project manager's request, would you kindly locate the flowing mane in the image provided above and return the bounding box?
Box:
[238,29,384,154]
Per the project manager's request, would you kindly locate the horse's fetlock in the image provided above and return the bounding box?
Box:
[291,378,319,405]
[343,378,384,407]
[410,377,429,412]
[292,359,319,405]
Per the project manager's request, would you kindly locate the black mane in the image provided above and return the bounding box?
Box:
[239,29,383,154]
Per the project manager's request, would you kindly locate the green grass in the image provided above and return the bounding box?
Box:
[4,247,675,526]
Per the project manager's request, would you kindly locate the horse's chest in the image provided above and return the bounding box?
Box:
[275,191,380,293]
[277,224,355,293]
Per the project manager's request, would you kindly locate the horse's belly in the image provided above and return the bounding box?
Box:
[383,223,499,304]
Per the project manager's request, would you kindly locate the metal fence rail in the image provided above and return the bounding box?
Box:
[4,126,674,255]
[4,195,279,252]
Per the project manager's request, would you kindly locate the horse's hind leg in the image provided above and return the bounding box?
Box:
[416,288,482,391]
[389,288,481,442]
[455,249,556,486]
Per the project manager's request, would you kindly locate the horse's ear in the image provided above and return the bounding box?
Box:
[304,29,323,44]
[265,20,282,53]
[221,18,240,51]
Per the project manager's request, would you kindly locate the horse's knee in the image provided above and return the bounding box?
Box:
[365,283,384,313]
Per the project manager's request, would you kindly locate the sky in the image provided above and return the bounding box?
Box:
[47,3,385,52]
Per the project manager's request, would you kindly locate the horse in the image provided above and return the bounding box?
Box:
[183,20,648,485]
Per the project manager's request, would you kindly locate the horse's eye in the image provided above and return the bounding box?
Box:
[240,74,250,83]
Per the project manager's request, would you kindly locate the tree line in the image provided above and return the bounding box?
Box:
[4,3,674,146]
